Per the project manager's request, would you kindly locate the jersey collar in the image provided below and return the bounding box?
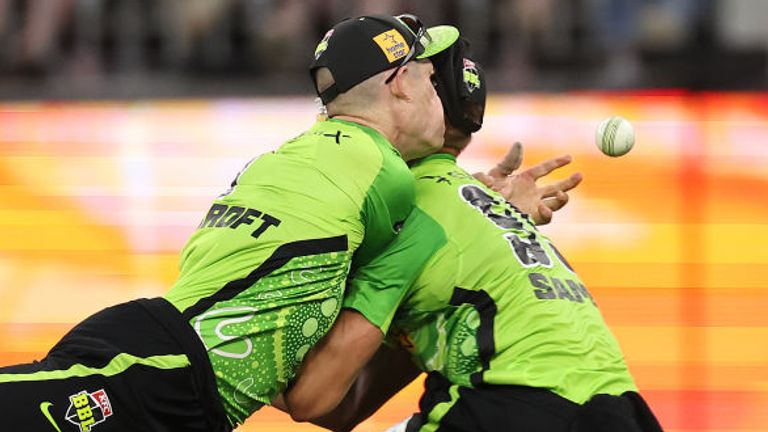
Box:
[410,152,457,167]
[326,118,396,150]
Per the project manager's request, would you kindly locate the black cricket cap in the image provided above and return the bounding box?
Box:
[431,37,487,135]
[310,15,459,104]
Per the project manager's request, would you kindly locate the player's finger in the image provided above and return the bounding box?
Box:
[544,191,569,212]
[536,202,553,225]
[488,142,523,178]
[524,154,572,179]
[556,172,583,194]
[472,172,494,188]
[540,173,583,197]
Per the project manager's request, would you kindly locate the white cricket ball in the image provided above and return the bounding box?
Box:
[596,116,635,157]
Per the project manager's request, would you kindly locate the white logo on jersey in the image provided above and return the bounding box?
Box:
[234,378,255,404]
[194,306,258,359]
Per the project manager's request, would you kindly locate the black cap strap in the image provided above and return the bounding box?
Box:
[319,84,341,105]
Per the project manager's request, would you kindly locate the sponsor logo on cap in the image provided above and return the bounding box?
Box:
[462,58,480,93]
[314,29,334,60]
[373,30,409,63]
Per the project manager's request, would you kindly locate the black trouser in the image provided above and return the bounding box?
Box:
[406,372,664,432]
[0,298,230,432]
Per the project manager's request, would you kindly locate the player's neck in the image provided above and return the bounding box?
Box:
[439,147,461,157]
[333,114,394,144]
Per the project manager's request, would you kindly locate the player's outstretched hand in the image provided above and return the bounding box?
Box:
[474,142,582,225]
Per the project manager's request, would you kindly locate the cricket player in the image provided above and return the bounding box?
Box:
[283,37,664,432]
[0,14,460,431]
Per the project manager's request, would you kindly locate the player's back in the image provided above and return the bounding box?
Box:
[396,153,636,404]
[164,118,414,424]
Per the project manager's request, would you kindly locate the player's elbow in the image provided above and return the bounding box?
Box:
[288,395,356,431]
[292,412,355,432]
[287,397,332,424]
[288,406,315,423]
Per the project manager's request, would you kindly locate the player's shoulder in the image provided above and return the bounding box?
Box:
[413,155,480,195]
[313,118,383,149]
[311,119,409,172]
[412,156,534,229]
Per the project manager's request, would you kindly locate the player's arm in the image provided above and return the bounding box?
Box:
[308,342,422,431]
[474,142,583,225]
[283,208,446,423]
[284,309,384,424]
[275,338,419,431]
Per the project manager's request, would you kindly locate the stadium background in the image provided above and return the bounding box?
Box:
[0,1,766,431]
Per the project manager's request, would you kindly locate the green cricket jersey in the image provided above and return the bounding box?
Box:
[163,118,414,425]
[346,153,636,407]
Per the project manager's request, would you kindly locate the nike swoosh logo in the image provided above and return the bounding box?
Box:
[39,402,63,432]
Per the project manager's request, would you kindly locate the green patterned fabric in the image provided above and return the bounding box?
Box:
[164,119,414,425]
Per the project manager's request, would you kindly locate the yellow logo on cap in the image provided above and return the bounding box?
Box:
[373,30,409,63]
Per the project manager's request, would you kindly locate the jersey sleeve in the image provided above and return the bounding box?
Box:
[343,207,447,334]
[351,150,415,270]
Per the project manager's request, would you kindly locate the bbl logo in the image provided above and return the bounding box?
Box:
[462,58,481,93]
[65,389,113,432]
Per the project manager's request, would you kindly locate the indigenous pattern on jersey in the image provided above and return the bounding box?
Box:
[351,153,636,407]
[163,119,414,425]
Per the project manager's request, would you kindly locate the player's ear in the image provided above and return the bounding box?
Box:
[385,65,410,101]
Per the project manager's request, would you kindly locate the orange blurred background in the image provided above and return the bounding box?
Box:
[1,93,766,431]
